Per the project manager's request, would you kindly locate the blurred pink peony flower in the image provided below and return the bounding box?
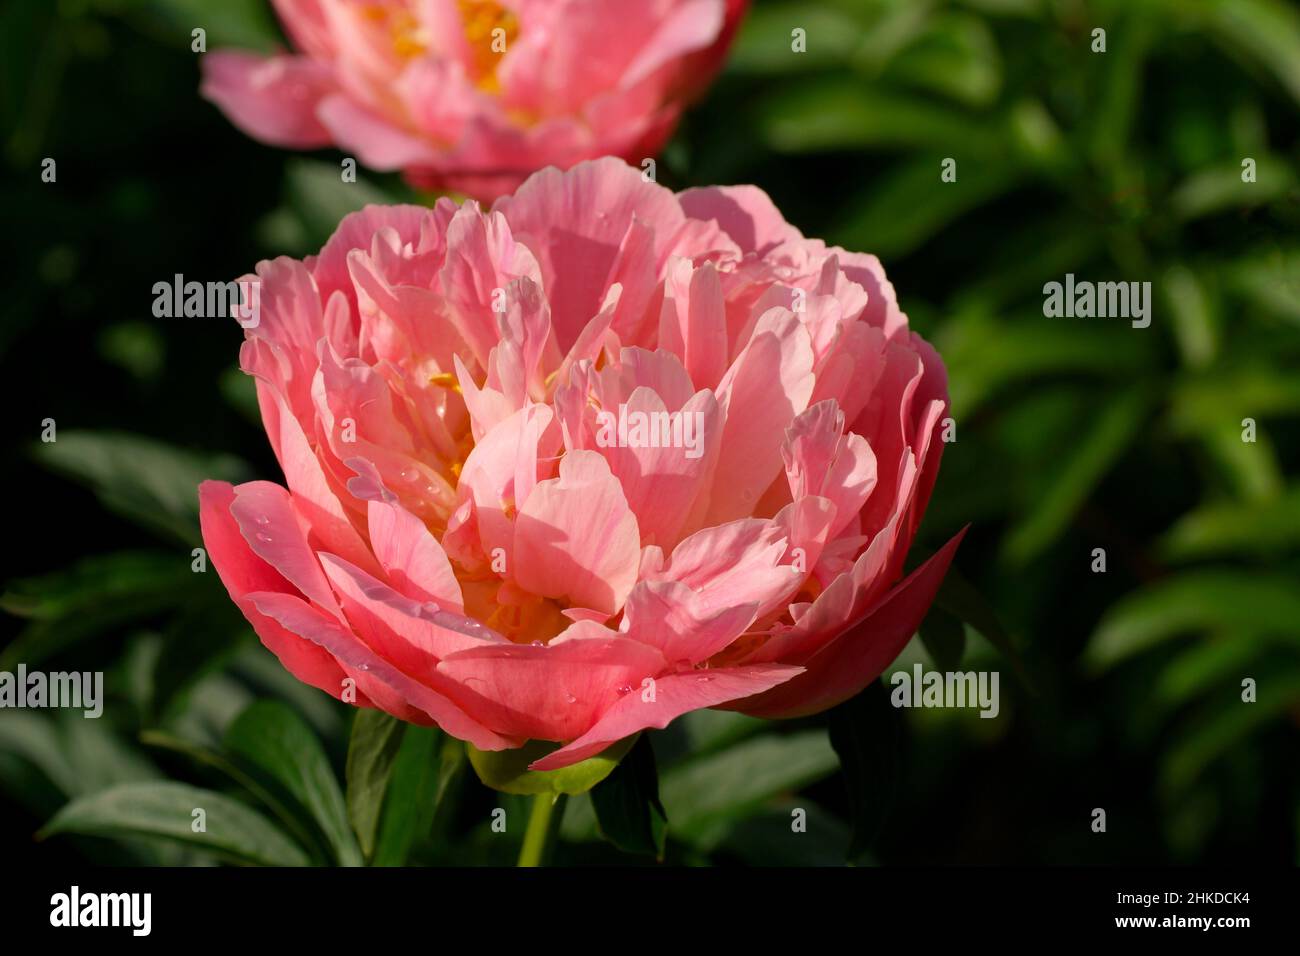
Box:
[200,0,749,200]
[199,158,960,771]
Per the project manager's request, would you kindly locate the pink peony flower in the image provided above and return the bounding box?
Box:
[200,0,749,200]
[199,158,961,771]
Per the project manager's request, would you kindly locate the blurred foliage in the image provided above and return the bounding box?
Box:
[3,0,1299,865]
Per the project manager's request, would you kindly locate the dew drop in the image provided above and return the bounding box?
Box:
[616,684,632,696]
[564,693,577,704]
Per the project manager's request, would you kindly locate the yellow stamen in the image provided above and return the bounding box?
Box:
[457,0,518,93]
[429,371,461,393]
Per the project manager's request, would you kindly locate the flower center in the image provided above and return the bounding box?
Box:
[459,576,571,644]
[360,4,430,60]
[457,0,518,93]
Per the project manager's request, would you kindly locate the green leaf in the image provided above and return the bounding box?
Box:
[727,2,862,74]
[1161,263,1219,369]
[754,78,1002,156]
[224,701,361,866]
[714,798,857,866]
[219,365,263,425]
[1160,668,1300,796]
[1160,485,1300,560]
[832,153,1019,258]
[917,605,967,671]
[1192,0,1300,108]
[40,782,309,866]
[345,710,406,860]
[1226,245,1300,323]
[370,727,454,866]
[151,596,249,721]
[466,736,636,796]
[1151,636,1265,715]
[941,312,1154,417]
[278,159,408,252]
[1,550,191,620]
[140,0,281,52]
[933,566,1031,690]
[32,431,248,544]
[660,731,839,846]
[884,13,1003,107]
[140,729,327,862]
[589,734,667,859]
[1004,386,1151,563]
[827,682,899,859]
[1086,570,1300,671]
[0,713,80,796]
[0,552,198,672]
[1170,156,1294,221]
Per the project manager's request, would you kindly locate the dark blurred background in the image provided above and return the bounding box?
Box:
[2,0,1298,867]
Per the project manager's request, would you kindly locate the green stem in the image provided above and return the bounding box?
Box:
[517,793,567,867]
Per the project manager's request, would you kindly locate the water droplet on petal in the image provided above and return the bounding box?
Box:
[616,684,632,696]
[564,693,577,704]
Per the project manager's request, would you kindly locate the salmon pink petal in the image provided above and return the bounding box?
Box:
[678,184,804,256]
[655,517,791,618]
[197,159,956,764]
[455,403,560,562]
[658,258,729,390]
[492,158,686,344]
[366,498,464,611]
[230,480,341,618]
[317,94,441,170]
[249,591,516,750]
[706,306,815,525]
[726,529,966,719]
[266,387,383,577]
[594,386,720,550]
[528,664,803,771]
[437,622,667,742]
[200,52,334,148]
[622,0,725,86]
[513,450,642,615]
[621,579,757,664]
[200,481,357,699]
[784,400,878,540]
[319,553,502,671]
